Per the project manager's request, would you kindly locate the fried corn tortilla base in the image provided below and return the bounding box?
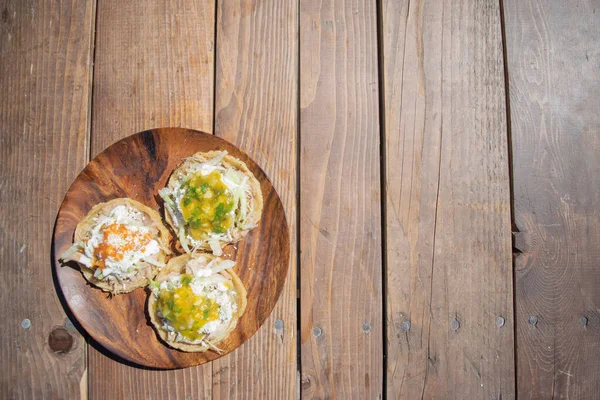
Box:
[148,253,248,352]
[163,151,263,252]
[74,198,171,294]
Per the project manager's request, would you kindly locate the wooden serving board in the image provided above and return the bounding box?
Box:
[52,128,290,369]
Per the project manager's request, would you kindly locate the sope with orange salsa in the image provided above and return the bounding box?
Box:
[60,200,170,293]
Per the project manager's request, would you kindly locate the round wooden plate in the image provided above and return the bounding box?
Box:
[53,128,290,369]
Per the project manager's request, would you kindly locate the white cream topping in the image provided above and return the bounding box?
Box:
[86,206,161,278]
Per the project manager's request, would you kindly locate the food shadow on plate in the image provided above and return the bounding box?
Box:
[50,216,169,371]
[153,192,183,255]
[141,286,177,353]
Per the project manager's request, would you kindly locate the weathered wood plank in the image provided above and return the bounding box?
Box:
[299,0,383,397]
[88,0,214,397]
[90,0,214,153]
[212,1,298,398]
[503,0,600,398]
[382,0,515,398]
[0,0,95,397]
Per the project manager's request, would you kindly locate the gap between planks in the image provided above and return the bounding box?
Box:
[497,0,519,393]
[83,0,99,398]
[375,0,389,397]
[295,0,302,399]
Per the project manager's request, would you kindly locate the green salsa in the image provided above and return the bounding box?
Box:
[156,274,219,341]
[180,171,235,240]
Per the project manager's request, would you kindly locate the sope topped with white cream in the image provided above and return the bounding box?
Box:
[159,151,255,256]
[61,205,165,283]
[152,256,238,346]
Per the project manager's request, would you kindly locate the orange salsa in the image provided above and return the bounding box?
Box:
[91,223,152,270]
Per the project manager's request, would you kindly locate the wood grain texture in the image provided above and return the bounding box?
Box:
[89,0,215,396]
[382,0,515,398]
[54,129,289,369]
[300,0,383,398]
[0,0,94,397]
[503,1,600,398]
[213,1,298,398]
[91,0,215,153]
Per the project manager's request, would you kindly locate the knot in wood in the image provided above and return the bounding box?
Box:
[48,328,73,354]
[301,375,312,391]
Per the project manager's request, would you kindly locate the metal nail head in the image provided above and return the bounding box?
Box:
[313,327,322,337]
[451,319,460,331]
[529,316,538,327]
[496,317,505,327]
[21,319,31,329]
[400,321,411,332]
[274,319,284,330]
[362,323,372,333]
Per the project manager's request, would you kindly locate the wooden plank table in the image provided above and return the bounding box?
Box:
[1,0,598,398]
